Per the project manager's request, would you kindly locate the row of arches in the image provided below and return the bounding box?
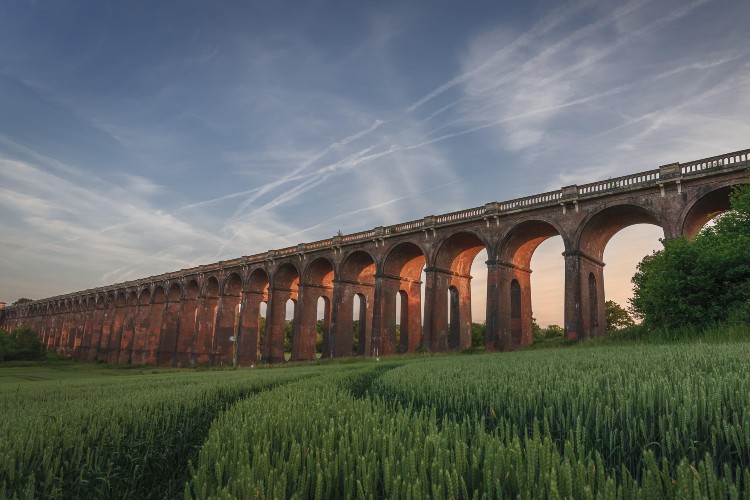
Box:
[1,179,741,365]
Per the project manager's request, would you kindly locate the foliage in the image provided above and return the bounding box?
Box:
[471,322,485,347]
[605,300,635,332]
[533,323,564,341]
[0,326,44,362]
[631,181,750,329]
[11,298,33,306]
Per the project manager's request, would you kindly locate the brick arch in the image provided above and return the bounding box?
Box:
[381,242,426,354]
[428,231,488,352]
[202,276,220,298]
[383,241,426,280]
[334,250,376,357]
[433,230,488,276]
[248,267,270,293]
[576,204,663,262]
[680,183,740,239]
[222,272,243,296]
[339,250,376,284]
[303,257,335,287]
[489,219,567,350]
[498,218,567,268]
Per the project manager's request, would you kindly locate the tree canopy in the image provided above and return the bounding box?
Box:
[605,300,634,332]
[0,326,45,361]
[630,180,750,329]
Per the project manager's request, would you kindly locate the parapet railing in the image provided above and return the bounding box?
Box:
[12,148,749,308]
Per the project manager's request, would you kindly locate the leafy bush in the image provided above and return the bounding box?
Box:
[0,326,44,361]
[631,180,750,328]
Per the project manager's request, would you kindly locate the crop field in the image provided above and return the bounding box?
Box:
[2,343,750,499]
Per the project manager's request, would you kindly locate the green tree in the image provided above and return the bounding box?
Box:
[315,320,325,354]
[630,180,750,328]
[284,320,294,353]
[11,298,33,306]
[0,329,14,361]
[471,323,486,347]
[531,317,542,339]
[605,300,635,332]
[0,326,44,361]
[541,324,564,339]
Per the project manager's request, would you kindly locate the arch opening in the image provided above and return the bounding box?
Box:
[580,205,663,338]
[429,231,487,352]
[266,263,299,363]
[498,220,564,348]
[383,242,426,355]
[682,185,735,238]
[334,251,375,357]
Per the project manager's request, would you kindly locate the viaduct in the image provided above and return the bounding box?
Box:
[1,149,748,366]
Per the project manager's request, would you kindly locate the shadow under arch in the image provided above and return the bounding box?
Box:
[680,185,735,239]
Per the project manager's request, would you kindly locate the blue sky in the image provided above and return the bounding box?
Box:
[1,0,749,325]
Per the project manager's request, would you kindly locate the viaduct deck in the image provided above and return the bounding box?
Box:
[1,149,748,365]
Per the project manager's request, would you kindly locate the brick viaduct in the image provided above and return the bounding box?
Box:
[1,149,748,366]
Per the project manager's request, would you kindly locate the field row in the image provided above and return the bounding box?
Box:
[3,342,750,498]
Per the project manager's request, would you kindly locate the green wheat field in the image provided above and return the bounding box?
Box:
[2,343,750,499]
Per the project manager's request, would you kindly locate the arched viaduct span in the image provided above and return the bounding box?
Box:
[2,149,748,366]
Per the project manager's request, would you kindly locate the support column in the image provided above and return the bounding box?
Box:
[158,296,181,366]
[194,293,219,365]
[562,250,606,341]
[263,287,291,363]
[324,281,344,359]
[81,306,94,360]
[119,301,137,364]
[109,302,126,364]
[563,251,583,340]
[403,279,423,353]
[88,304,105,361]
[97,301,115,362]
[238,291,264,365]
[215,294,241,366]
[377,275,400,355]
[330,280,354,357]
[580,254,605,339]
[422,267,447,351]
[175,297,198,366]
[144,298,164,365]
[485,261,502,351]
[424,267,472,352]
[132,298,151,364]
[492,262,534,349]
[292,284,327,361]
[370,275,386,356]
